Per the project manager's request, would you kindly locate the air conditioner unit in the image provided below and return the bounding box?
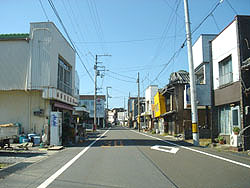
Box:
[230,134,241,147]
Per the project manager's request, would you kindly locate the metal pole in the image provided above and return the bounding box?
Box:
[137,72,140,132]
[93,55,97,132]
[123,97,125,126]
[183,0,199,146]
[106,86,111,127]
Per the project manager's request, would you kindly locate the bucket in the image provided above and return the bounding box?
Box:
[23,138,29,143]
[33,136,40,146]
[19,136,27,143]
[28,133,37,141]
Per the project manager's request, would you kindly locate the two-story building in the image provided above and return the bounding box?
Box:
[0,22,78,143]
[79,95,106,128]
[142,85,158,130]
[212,15,250,149]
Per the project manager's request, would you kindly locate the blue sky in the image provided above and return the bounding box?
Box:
[1,0,250,108]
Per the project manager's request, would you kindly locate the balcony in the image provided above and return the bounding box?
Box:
[219,72,233,87]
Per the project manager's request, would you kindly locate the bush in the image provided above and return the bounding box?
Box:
[151,130,156,134]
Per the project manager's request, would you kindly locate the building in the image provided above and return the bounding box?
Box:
[154,91,166,134]
[117,111,128,126]
[160,70,210,137]
[212,15,250,149]
[128,97,145,128]
[107,110,115,125]
[142,85,158,130]
[0,22,78,144]
[79,95,106,128]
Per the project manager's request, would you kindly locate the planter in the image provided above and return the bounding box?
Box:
[219,140,224,144]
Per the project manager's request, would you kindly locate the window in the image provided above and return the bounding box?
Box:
[57,57,72,95]
[232,109,239,126]
[219,55,233,86]
[195,66,205,84]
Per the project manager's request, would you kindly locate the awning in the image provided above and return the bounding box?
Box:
[53,101,74,111]
[160,110,176,117]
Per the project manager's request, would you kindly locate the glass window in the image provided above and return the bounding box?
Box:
[232,109,239,126]
[219,55,233,86]
[195,66,205,84]
[57,57,72,95]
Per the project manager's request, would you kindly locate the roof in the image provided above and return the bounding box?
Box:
[0,33,29,40]
[169,70,190,84]
[79,95,106,100]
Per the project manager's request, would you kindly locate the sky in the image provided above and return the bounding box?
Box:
[1,0,250,108]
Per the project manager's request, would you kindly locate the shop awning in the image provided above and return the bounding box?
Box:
[54,101,74,111]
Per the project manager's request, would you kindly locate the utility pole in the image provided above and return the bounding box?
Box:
[106,86,111,127]
[93,54,111,132]
[93,55,98,132]
[137,72,140,132]
[123,96,125,126]
[183,0,199,146]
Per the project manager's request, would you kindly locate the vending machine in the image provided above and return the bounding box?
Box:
[50,112,62,146]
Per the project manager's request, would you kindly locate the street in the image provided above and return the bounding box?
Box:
[1,127,250,188]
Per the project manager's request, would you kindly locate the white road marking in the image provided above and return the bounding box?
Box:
[151,145,179,154]
[131,130,250,169]
[37,128,111,188]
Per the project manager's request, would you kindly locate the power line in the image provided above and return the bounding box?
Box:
[106,73,136,83]
[39,0,49,21]
[149,47,183,86]
[107,70,136,80]
[74,36,182,44]
[225,0,238,15]
[47,0,94,83]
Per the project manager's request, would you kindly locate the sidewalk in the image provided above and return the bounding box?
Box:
[0,144,63,179]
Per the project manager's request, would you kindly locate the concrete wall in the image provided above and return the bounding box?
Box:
[0,90,50,135]
[193,34,217,106]
[0,40,29,90]
[212,20,240,90]
[29,22,76,93]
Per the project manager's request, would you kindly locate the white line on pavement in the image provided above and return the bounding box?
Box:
[37,128,111,188]
[131,130,250,169]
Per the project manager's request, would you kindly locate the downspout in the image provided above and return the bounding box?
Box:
[209,40,215,142]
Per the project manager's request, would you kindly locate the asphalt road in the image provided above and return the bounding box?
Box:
[0,127,250,188]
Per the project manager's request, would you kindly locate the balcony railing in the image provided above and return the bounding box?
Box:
[219,72,233,87]
[58,81,72,95]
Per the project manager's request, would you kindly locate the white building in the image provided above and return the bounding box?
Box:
[211,15,250,149]
[0,22,78,136]
[117,111,128,126]
[142,85,158,129]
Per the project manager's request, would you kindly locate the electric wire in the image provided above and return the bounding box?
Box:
[106,73,136,83]
[47,0,94,83]
[63,0,94,68]
[225,0,238,15]
[107,70,136,80]
[39,0,49,21]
